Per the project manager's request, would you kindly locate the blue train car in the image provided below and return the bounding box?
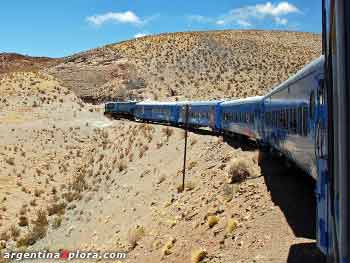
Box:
[134,101,186,124]
[178,101,223,131]
[220,96,263,139]
[104,101,137,117]
[263,56,324,179]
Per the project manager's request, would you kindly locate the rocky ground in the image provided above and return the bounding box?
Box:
[0,30,324,263]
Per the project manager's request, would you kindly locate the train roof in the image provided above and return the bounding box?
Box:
[264,55,325,98]
[136,101,189,106]
[105,101,138,104]
[265,98,309,107]
[187,100,224,106]
[220,96,263,106]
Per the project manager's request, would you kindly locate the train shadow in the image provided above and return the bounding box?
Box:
[108,116,325,261]
[259,151,326,262]
[287,242,325,263]
[259,151,316,238]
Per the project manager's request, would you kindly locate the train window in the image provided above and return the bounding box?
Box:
[302,107,308,136]
[309,91,315,120]
[290,108,297,133]
[297,107,302,135]
[285,109,289,129]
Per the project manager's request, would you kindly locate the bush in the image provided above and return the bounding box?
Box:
[162,127,174,140]
[127,225,145,249]
[227,158,251,183]
[52,216,63,229]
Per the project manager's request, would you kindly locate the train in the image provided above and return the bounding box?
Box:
[102,1,350,260]
[105,55,325,181]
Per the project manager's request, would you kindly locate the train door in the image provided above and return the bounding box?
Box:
[315,75,330,254]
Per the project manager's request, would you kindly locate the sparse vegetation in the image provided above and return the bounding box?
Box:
[127,225,145,249]
[227,158,251,183]
[191,248,207,263]
[207,215,219,228]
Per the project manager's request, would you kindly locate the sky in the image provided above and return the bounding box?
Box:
[0,1,321,58]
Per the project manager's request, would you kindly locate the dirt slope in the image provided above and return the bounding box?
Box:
[0,53,61,75]
[46,30,321,102]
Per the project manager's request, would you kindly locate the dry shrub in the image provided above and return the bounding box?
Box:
[191,248,207,263]
[156,174,166,185]
[29,199,37,207]
[207,215,219,228]
[162,127,173,140]
[162,237,176,256]
[34,189,44,197]
[47,202,66,216]
[226,218,238,234]
[117,160,127,172]
[71,174,87,192]
[188,161,197,170]
[0,231,10,241]
[176,184,184,193]
[185,180,197,191]
[227,158,253,183]
[156,141,163,149]
[5,157,15,165]
[17,209,48,247]
[18,216,29,227]
[127,225,145,249]
[16,224,47,247]
[10,225,20,239]
[33,209,48,227]
[62,191,81,202]
[52,216,63,229]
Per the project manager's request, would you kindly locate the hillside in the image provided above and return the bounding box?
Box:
[46,30,321,102]
[0,53,61,75]
[0,30,324,263]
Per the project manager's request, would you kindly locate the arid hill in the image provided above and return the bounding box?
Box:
[46,30,321,102]
[0,30,324,263]
[0,53,61,75]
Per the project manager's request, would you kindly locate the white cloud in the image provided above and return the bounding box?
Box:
[189,1,299,27]
[256,2,299,16]
[134,32,149,38]
[87,11,143,26]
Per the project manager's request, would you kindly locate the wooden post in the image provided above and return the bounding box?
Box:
[182,105,189,192]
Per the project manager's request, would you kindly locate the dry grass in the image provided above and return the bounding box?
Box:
[117,160,127,172]
[227,158,252,183]
[18,216,29,227]
[47,202,66,216]
[162,127,174,141]
[191,248,207,263]
[207,215,219,228]
[9,225,20,239]
[161,237,176,256]
[127,225,145,249]
[52,216,63,229]
[226,218,238,234]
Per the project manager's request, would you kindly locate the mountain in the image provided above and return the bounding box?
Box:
[0,53,61,75]
[46,30,321,102]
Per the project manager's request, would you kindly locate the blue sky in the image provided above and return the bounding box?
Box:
[0,1,321,58]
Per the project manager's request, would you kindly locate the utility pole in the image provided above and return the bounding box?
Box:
[182,104,189,192]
